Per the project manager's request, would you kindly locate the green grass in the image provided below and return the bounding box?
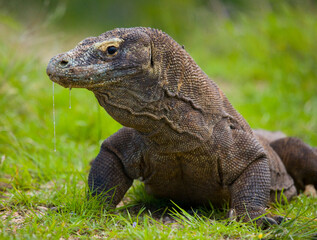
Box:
[1,2,317,239]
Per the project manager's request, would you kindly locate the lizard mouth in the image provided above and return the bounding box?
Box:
[46,57,137,89]
[46,53,117,89]
[46,64,118,89]
[48,74,120,89]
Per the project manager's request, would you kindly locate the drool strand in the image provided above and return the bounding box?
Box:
[52,82,57,152]
[69,87,72,109]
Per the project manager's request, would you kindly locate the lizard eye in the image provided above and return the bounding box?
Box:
[107,46,117,55]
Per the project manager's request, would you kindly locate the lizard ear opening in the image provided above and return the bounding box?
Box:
[150,41,154,68]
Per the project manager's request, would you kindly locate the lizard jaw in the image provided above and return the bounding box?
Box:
[47,74,120,89]
[46,55,113,89]
[46,57,137,89]
[46,53,140,89]
[46,64,118,89]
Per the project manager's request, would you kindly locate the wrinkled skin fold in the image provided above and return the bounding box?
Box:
[47,27,317,227]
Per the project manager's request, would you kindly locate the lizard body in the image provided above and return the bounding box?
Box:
[47,27,317,225]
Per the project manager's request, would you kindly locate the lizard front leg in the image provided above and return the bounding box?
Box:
[214,118,281,226]
[88,128,144,207]
[229,156,279,225]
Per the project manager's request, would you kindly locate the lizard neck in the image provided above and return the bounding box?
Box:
[93,68,224,153]
[94,88,210,153]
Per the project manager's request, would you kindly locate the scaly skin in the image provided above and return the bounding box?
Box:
[46,27,317,226]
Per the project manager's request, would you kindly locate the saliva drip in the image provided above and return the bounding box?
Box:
[52,82,57,152]
[69,88,72,109]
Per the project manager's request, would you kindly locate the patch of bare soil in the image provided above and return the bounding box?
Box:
[0,174,13,199]
[0,206,48,234]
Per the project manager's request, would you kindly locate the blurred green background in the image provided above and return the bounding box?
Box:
[0,0,317,184]
[0,1,317,238]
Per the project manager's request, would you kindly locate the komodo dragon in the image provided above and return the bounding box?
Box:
[46,27,317,225]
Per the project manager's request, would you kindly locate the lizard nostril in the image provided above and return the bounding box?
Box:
[59,59,69,67]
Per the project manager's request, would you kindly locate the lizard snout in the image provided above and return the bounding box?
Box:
[59,59,70,68]
[55,54,72,69]
[46,54,72,86]
[46,54,71,77]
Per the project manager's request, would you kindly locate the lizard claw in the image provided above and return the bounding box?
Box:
[227,208,236,220]
[257,214,290,228]
[258,216,278,228]
[273,215,286,224]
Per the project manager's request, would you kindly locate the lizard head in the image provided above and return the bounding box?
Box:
[47,27,224,148]
[47,27,155,90]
